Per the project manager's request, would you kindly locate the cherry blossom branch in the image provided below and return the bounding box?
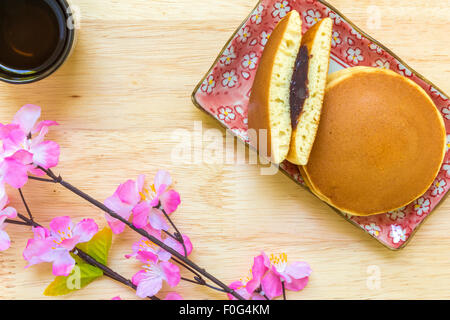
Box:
[28,176,56,183]
[37,168,245,300]
[170,256,227,293]
[18,188,34,224]
[13,213,160,300]
[282,282,286,300]
[5,218,30,226]
[160,208,188,257]
[180,276,227,293]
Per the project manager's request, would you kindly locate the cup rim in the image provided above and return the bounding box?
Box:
[0,0,76,84]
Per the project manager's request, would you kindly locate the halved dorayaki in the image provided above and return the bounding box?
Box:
[248,10,303,164]
[248,11,332,165]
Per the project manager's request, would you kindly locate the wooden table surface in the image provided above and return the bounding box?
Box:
[0,0,449,300]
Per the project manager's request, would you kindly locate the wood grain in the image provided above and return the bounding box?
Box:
[0,0,449,300]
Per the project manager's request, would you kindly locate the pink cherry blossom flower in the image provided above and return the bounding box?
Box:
[0,217,12,251]
[164,292,183,300]
[141,170,181,214]
[163,234,193,257]
[227,281,265,300]
[23,216,98,276]
[0,186,18,251]
[0,105,59,188]
[229,252,311,300]
[267,253,311,293]
[105,171,181,233]
[260,269,283,299]
[0,150,34,188]
[227,256,267,300]
[132,251,180,298]
[227,281,249,300]
[126,230,192,263]
[261,252,311,299]
[112,293,182,300]
[133,171,181,230]
[104,175,145,234]
[131,199,169,231]
[125,227,171,261]
[246,253,269,294]
[239,252,283,299]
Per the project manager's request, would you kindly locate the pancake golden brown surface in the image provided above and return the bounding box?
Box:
[302,67,446,216]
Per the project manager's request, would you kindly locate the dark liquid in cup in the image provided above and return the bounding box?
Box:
[0,0,67,75]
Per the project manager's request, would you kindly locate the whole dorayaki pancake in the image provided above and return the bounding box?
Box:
[301,67,446,216]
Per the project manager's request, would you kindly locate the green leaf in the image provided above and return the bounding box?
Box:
[76,227,113,265]
[43,227,113,296]
[44,263,103,296]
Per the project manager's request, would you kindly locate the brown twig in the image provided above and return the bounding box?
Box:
[160,208,188,258]
[5,218,30,226]
[18,188,34,224]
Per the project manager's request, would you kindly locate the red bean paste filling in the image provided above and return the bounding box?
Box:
[289,45,310,129]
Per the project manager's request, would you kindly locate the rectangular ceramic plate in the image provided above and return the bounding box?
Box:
[192,0,450,250]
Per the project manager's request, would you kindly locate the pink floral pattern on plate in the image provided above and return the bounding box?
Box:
[192,0,450,250]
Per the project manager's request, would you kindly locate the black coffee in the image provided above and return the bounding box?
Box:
[0,0,67,75]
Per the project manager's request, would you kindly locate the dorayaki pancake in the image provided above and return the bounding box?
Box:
[248,10,302,164]
[286,18,332,165]
[301,67,446,216]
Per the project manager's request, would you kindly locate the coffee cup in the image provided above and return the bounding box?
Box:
[0,0,77,84]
